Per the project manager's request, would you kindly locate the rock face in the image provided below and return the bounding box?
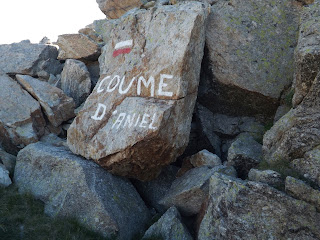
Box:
[198,173,320,240]
[96,0,143,19]
[0,164,12,187]
[0,75,45,155]
[0,148,16,174]
[60,59,92,107]
[142,207,193,240]
[248,169,283,188]
[200,0,301,117]
[0,40,62,79]
[14,142,150,240]
[16,75,75,127]
[293,0,320,107]
[67,3,209,181]
[57,34,101,61]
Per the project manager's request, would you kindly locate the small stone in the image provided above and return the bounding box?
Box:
[248,168,283,188]
[0,164,11,187]
[0,148,16,175]
[188,149,222,168]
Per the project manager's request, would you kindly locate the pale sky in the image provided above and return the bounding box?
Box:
[0,0,106,44]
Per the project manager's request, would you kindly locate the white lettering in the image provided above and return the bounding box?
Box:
[134,114,141,127]
[158,74,173,97]
[107,75,120,92]
[91,103,107,121]
[112,113,126,129]
[139,113,150,128]
[119,76,136,94]
[97,76,110,93]
[124,113,135,128]
[149,113,157,130]
[137,76,155,97]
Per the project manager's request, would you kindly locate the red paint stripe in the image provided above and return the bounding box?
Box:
[113,48,131,57]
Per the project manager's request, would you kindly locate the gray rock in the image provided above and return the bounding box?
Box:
[0,164,11,187]
[273,104,291,124]
[213,113,240,136]
[286,176,320,211]
[16,75,75,127]
[86,61,100,88]
[198,173,320,240]
[133,165,178,213]
[0,148,16,175]
[142,207,193,240]
[0,75,45,155]
[67,3,209,181]
[14,142,150,239]
[238,117,265,142]
[159,165,236,216]
[0,41,62,79]
[96,0,143,19]
[188,149,222,168]
[202,0,301,117]
[40,134,67,148]
[293,0,320,107]
[227,133,262,178]
[57,34,101,61]
[248,168,283,188]
[61,59,92,107]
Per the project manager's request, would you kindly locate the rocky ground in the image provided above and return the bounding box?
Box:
[1,0,320,239]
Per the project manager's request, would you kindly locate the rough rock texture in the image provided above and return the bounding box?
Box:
[263,72,320,164]
[248,168,283,188]
[0,75,45,155]
[286,176,320,211]
[0,164,12,187]
[60,59,92,107]
[57,34,101,61]
[227,133,263,178]
[14,142,150,239]
[0,148,16,174]
[0,40,62,79]
[273,104,291,123]
[86,61,100,88]
[96,0,143,19]
[16,75,75,127]
[200,0,302,117]
[198,173,320,240]
[188,149,222,168]
[293,0,320,107]
[133,165,178,213]
[67,3,209,181]
[159,166,237,216]
[142,207,193,240]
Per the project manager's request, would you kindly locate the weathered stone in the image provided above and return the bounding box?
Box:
[142,207,193,240]
[40,134,67,148]
[96,0,143,19]
[159,165,236,216]
[188,149,222,168]
[200,0,301,117]
[263,72,320,164]
[293,0,320,106]
[67,3,208,181]
[198,173,320,240]
[86,61,100,88]
[16,75,75,127]
[176,158,194,177]
[14,142,150,239]
[0,148,16,175]
[286,176,320,211]
[273,104,291,123]
[248,168,283,188]
[57,34,101,61]
[0,75,45,155]
[133,165,178,213]
[61,59,92,107]
[0,164,11,188]
[228,133,262,178]
[0,40,62,79]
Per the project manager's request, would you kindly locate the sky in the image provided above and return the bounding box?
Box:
[0,0,106,44]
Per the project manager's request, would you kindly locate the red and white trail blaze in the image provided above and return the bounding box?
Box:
[113,40,133,57]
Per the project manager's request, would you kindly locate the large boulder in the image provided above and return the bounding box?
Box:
[199,0,302,118]
[67,3,209,181]
[14,142,150,239]
[96,0,143,19]
[0,75,45,155]
[0,40,62,79]
[0,164,11,188]
[60,59,92,107]
[16,75,75,127]
[0,148,16,174]
[293,0,320,107]
[197,173,320,240]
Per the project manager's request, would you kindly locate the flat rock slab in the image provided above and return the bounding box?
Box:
[96,0,143,19]
[0,75,45,155]
[16,75,75,127]
[14,142,150,240]
[67,3,208,181]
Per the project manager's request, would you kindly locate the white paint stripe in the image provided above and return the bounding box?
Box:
[115,40,133,50]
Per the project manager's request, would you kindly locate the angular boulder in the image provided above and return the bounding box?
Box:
[16,75,75,127]
[96,0,143,19]
[60,59,92,107]
[67,3,209,180]
[197,173,320,240]
[248,168,283,189]
[188,149,222,168]
[0,164,12,187]
[0,40,61,79]
[0,148,16,175]
[14,142,150,239]
[0,75,45,155]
